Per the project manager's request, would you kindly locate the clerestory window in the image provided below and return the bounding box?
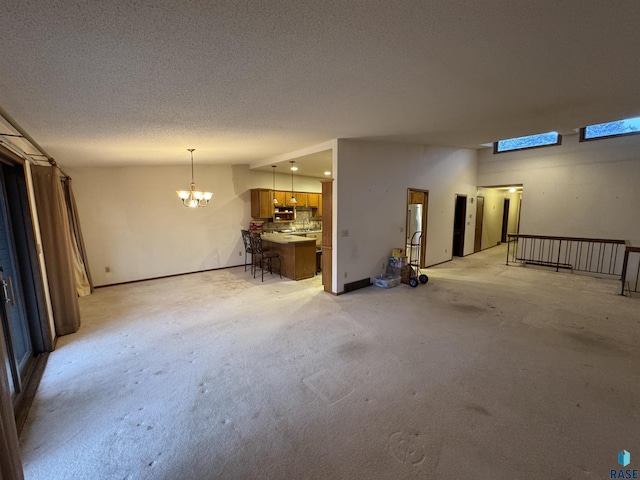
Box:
[493,131,561,154]
[580,116,640,142]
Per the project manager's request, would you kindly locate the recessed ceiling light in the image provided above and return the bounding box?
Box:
[509,187,516,193]
[324,171,331,176]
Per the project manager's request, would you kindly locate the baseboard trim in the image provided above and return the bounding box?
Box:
[94,264,245,289]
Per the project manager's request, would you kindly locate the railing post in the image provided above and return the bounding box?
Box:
[506,234,510,265]
[620,247,630,296]
[556,239,562,272]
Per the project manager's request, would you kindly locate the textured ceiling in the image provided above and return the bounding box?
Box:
[1,1,640,169]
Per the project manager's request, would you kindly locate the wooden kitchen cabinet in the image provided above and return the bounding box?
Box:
[252,188,322,218]
[307,193,319,208]
[305,192,323,216]
[261,235,316,280]
[279,190,297,207]
[251,189,273,219]
[274,190,287,206]
[294,192,307,207]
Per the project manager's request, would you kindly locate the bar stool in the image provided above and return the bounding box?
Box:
[249,233,282,282]
[241,230,254,273]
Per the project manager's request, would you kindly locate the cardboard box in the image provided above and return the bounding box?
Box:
[391,248,406,258]
[387,265,411,284]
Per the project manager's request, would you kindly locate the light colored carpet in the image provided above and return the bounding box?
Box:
[19,246,640,479]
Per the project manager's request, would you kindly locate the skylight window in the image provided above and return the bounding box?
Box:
[580,116,640,141]
[494,132,561,154]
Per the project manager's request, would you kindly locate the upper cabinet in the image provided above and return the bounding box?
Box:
[294,192,308,207]
[250,189,323,219]
[307,193,319,208]
[274,190,287,206]
[307,193,322,216]
[251,189,273,219]
[277,190,297,207]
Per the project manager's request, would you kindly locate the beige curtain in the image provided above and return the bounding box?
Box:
[0,338,24,480]
[62,177,93,295]
[31,165,81,336]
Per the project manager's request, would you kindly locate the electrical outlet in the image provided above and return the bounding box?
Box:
[105,266,111,273]
[344,272,348,278]
[238,251,242,256]
[445,249,447,253]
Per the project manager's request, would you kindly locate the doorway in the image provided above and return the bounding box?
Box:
[501,198,510,243]
[452,195,467,257]
[474,195,485,253]
[406,189,428,268]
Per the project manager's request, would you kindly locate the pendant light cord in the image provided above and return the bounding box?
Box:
[188,148,195,183]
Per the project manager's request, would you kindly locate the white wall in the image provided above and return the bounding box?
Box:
[335,139,477,293]
[69,164,253,286]
[478,133,640,245]
[68,164,328,286]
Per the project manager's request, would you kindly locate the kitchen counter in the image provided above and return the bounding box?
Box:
[261,233,316,280]
[261,233,316,245]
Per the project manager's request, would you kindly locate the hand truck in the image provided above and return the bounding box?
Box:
[408,231,429,287]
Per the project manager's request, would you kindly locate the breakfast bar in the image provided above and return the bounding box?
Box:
[261,233,316,280]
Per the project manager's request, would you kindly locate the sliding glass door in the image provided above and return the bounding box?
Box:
[0,165,37,400]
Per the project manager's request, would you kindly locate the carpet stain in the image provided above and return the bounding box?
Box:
[465,404,492,416]
[563,331,626,355]
[452,303,486,315]
[334,339,373,360]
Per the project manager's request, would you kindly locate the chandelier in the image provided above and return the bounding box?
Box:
[176,148,213,208]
